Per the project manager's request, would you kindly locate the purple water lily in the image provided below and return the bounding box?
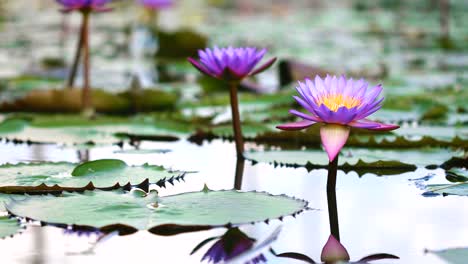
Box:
[188,46,276,82]
[57,0,113,115]
[277,75,399,161]
[138,0,173,9]
[188,47,276,158]
[56,0,112,13]
[192,228,267,264]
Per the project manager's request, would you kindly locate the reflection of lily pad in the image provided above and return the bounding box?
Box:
[0,159,186,191]
[245,148,463,175]
[6,189,309,235]
[0,217,21,239]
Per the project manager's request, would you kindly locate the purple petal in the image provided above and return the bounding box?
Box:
[320,235,350,263]
[289,108,321,122]
[250,57,277,76]
[277,120,316,131]
[349,119,399,131]
[320,124,350,161]
[187,57,215,78]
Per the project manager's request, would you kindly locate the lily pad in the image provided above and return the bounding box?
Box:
[6,188,309,235]
[0,115,182,145]
[0,217,21,239]
[427,248,468,264]
[245,148,463,175]
[425,168,468,196]
[0,159,186,191]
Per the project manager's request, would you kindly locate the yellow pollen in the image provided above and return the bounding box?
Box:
[316,94,362,112]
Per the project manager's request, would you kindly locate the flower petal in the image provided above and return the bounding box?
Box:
[276,120,316,131]
[289,109,321,122]
[250,57,277,76]
[320,235,350,263]
[187,57,214,78]
[349,119,399,131]
[320,124,350,161]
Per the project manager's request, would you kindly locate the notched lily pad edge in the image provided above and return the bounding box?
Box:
[0,174,187,195]
[246,155,467,175]
[246,158,418,175]
[0,217,25,239]
[6,188,312,236]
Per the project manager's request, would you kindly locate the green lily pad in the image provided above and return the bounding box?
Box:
[0,159,186,191]
[6,188,309,235]
[0,115,184,145]
[245,148,463,175]
[427,247,468,264]
[426,183,468,196]
[0,217,21,239]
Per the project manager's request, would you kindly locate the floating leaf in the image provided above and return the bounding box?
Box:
[0,115,182,145]
[0,159,186,191]
[426,183,468,196]
[427,247,468,264]
[6,189,308,235]
[0,217,21,239]
[245,148,463,175]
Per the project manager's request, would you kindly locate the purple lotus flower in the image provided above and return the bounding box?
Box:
[277,75,399,161]
[188,46,277,82]
[56,0,112,13]
[193,228,267,263]
[138,0,173,9]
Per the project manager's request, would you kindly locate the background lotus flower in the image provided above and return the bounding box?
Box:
[57,0,113,116]
[138,0,173,9]
[277,75,399,161]
[188,46,276,82]
[188,47,276,157]
[56,0,112,13]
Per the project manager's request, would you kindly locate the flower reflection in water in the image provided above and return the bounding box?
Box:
[192,227,281,263]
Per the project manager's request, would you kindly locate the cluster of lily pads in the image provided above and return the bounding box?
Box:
[0,0,467,263]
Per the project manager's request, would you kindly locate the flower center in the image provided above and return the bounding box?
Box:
[317,94,362,112]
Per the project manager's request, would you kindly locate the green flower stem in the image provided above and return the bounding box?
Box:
[81,11,93,114]
[234,158,245,190]
[66,13,86,89]
[327,156,340,241]
[229,82,244,158]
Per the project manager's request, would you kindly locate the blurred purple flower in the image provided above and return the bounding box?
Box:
[138,0,173,9]
[192,228,267,263]
[277,75,399,161]
[56,0,113,13]
[188,46,276,82]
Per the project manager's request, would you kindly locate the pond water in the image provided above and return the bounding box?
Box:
[0,139,466,263]
[0,1,467,263]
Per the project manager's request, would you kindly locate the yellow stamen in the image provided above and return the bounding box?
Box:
[317,94,362,112]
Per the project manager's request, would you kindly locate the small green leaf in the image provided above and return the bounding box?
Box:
[71,159,128,177]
